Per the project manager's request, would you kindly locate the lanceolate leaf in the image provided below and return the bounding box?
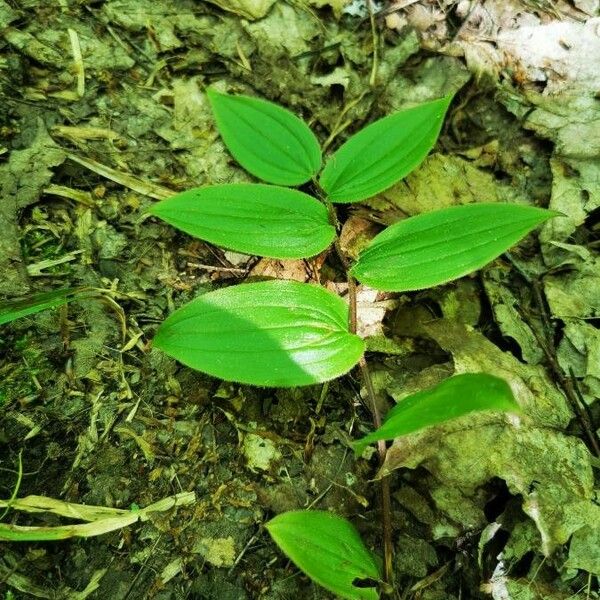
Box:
[0,287,87,326]
[319,95,452,203]
[207,89,321,186]
[153,281,364,387]
[353,373,520,456]
[266,511,381,600]
[352,203,558,292]
[149,184,335,259]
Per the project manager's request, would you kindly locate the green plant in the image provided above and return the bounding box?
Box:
[147,89,555,598]
[0,89,556,598]
[150,90,554,390]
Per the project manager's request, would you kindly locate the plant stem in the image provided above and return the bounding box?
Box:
[358,356,394,586]
[323,196,395,587]
[347,272,358,336]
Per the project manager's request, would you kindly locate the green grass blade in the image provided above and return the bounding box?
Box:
[0,287,87,326]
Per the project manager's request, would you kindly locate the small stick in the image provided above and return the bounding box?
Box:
[186,262,247,274]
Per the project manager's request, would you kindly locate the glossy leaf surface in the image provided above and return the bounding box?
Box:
[353,373,520,455]
[352,203,557,291]
[266,510,380,600]
[149,184,335,259]
[0,288,85,326]
[319,95,452,203]
[207,89,321,186]
[153,281,364,387]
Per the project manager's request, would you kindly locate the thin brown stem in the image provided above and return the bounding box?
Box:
[505,253,600,457]
[359,356,394,585]
[323,193,395,587]
[530,280,600,455]
[347,273,358,336]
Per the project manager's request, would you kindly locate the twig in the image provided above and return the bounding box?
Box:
[228,533,258,575]
[186,262,247,274]
[527,281,600,456]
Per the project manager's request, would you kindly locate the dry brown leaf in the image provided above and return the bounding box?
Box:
[249,258,311,282]
[339,215,380,260]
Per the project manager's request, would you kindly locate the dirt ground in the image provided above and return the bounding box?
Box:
[1,0,599,598]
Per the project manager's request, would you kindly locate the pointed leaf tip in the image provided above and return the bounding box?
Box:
[207,89,321,186]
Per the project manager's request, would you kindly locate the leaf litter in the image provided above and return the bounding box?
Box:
[0,0,599,598]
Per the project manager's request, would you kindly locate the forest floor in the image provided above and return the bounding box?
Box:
[0,0,599,598]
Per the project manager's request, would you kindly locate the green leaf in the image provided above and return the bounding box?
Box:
[0,288,85,326]
[319,95,452,203]
[207,89,321,186]
[149,184,334,259]
[352,203,558,292]
[266,510,381,600]
[353,373,520,456]
[153,280,364,387]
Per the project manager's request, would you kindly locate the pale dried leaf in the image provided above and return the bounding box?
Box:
[544,257,600,320]
[450,2,600,93]
[365,154,516,224]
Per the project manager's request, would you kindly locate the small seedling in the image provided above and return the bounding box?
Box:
[1,88,556,598]
[148,89,554,598]
[150,90,555,390]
